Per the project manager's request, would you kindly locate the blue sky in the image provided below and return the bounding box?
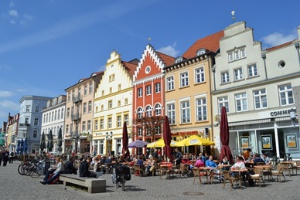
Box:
[0,0,299,127]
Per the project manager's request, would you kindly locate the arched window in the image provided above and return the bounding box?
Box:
[137,107,143,119]
[146,106,152,117]
[155,104,161,116]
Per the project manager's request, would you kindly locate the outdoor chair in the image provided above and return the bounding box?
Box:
[295,161,300,175]
[271,164,286,182]
[256,162,265,166]
[249,168,264,187]
[221,170,239,190]
[179,163,190,177]
[134,164,145,177]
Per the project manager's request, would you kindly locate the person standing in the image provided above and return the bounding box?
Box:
[0,150,2,166]
[3,150,9,166]
[174,148,182,167]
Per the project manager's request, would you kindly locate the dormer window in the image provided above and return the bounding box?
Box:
[196,48,206,56]
[175,56,183,63]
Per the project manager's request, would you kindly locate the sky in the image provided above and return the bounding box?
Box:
[0,0,299,127]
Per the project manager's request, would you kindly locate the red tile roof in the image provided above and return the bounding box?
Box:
[122,60,138,76]
[156,51,175,66]
[265,41,294,52]
[183,30,224,58]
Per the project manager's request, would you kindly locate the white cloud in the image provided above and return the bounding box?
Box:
[0,100,19,110]
[262,32,297,47]
[157,42,180,57]
[0,91,13,98]
[20,14,33,26]
[9,9,18,17]
[9,1,15,7]
[0,0,161,54]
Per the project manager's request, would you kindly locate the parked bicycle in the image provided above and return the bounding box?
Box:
[111,162,131,191]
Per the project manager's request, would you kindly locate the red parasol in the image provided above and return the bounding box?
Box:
[220,107,234,163]
[163,116,172,161]
[122,122,130,159]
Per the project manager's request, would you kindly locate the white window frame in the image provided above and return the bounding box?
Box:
[100,119,104,130]
[234,67,243,81]
[221,71,230,84]
[195,67,205,83]
[278,83,294,106]
[218,96,229,114]
[146,85,151,95]
[137,88,142,97]
[146,106,152,117]
[180,100,190,123]
[155,83,161,93]
[180,72,189,87]
[196,97,207,121]
[248,64,258,77]
[235,93,248,112]
[117,116,122,127]
[167,103,175,125]
[137,107,143,119]
[167,76,174,91]
[253,89,268,110]
[155,104,161,116]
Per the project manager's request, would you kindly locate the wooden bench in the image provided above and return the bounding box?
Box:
[60,174,106,193]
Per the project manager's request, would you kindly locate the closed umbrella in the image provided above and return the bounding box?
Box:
[48,130,53,152]
[122,122,130,159]
[57,127,63,152]
[24,138,27,153]
[40,131,46,152]
[219,106,234,164]
[163,116,172,161]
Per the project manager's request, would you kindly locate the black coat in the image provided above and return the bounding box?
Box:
[79,161,90,177]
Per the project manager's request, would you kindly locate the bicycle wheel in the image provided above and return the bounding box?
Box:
[18,164,25,175]
[31,166,42,178]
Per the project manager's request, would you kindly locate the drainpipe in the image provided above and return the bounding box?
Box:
[294,42,300,67]
[261,53,268,80]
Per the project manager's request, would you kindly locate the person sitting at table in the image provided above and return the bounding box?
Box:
[205,155,219,179]
[220,156,231,171]
[230,156,247,183]
[253,153,265,165]
[194,158,205,168]
[261,153,270,164]
[146,155,156,176]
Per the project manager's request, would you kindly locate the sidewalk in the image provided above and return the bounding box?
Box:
[0,161,299,200]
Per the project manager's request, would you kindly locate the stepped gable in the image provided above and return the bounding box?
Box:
[183,30,224,58]
[265,41,294,52]
[133,44,174,81]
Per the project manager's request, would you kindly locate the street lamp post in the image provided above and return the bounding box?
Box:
[106,132,113,155]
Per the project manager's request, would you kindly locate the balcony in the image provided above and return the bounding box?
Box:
[71,112,81,121]
[72,94,82,103]
[19,122,30,127]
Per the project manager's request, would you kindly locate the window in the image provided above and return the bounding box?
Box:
[84,85,87,95]
[195,67,205,83]
[137,108,143,119]
[167,76,174,91]
[94,120,98,130]
[138,127,143,136]
[109,87,112,94]
[180,72,189,87]
[54,111,57,120]
[33,128,38,138]
[221,71,230,83]
[118,100,121,107]
[117,116,122,127]
[58,110,60,120]
[175,56,183,63]
[83,102,87,113]
[167,103,175,124]
[101,105,104,111]
[108,100,113,109]
[155,104,162,116]
[66,125,69,134]
[253,89,268,109]
[68,92,71,102]
[124,98,128,105]
[116,139,122,155]
[61,109,64,119]
[181,101,190,123]
[102,90,104,96]
[118,84,121,91]
[82,121,86,131]
[234,68,243,81]
[124,114,129,125]
[248,64,258,77]
[26,105,31,112]
[228,47,246,62]
[146,106,152,117]
[100,119,104,129]
[88,101,92,112]
[146,85,151,95]
[52,111,54,121]
[67,108,70,117]
[49,113,51,122]
[35,106,39,112]
[279,83,294,106]
[89,82,93,94]
[235,93,248,112]
[218,96,229,114]
[108,117,112,128]
[196,98,207,121]
[146,128,151,136]
[155,83,161,93]
[137,88,142,97]
[87,120,91,130]
[34,118,39,125]
[155,126,161,135]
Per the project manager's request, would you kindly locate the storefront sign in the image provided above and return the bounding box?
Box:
[270,109,295,117]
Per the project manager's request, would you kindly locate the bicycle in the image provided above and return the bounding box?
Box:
[29,161,44,178]
[111,163,131,191]
[18,161,32,175]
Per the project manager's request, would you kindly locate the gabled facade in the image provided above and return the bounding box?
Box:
[132,44,174,154]
[64,72,103,155]
[41,95,66,153]
[93,51,137,156]
[6,113,19,152]
[164,31,224,154]
[212,22,300,159]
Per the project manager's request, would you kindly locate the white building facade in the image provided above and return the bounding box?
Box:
[212,22,300,159]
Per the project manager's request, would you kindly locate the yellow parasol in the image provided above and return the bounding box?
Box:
[147,138,178,148]
[174,135,215,147]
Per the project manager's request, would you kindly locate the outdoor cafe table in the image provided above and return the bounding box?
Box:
[198,167,214,183]
[281,161,296,176]
[159,162,173,179]
[230,168,248,188]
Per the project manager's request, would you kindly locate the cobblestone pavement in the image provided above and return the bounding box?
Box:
[1,161,300,200]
